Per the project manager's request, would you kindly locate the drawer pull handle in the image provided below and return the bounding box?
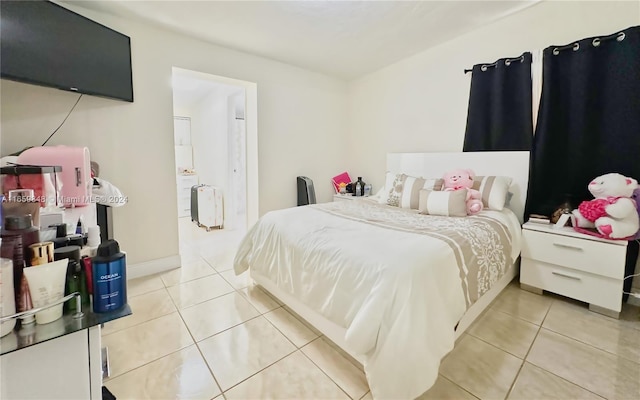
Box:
[552,271,582,281]
[553,242,583,251]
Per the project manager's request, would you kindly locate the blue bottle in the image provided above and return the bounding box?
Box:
[91,239,127,313]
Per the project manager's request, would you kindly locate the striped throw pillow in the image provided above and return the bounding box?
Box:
[418,189,468,217]
[472,176,513,210]
[386,174,427,209]
[378,171,444,210]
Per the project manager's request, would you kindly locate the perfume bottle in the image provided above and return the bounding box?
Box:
[354,177,365,197]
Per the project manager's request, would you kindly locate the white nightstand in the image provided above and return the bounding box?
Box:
[333,194,356,202]
[520,222,628,318]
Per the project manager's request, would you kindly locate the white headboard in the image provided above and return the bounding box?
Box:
[387,151,530,223]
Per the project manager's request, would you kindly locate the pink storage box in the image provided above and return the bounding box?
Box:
[17,146,92,207]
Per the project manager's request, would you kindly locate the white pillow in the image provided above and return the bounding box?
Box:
[377,171,396,204]
[472,176,513,210]
[418,189,468,217]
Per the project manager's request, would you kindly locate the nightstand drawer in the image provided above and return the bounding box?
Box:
[521,230,626,279]
[521,258,623,312]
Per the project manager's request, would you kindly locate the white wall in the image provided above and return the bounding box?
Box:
[347,1,640,191]
[0,3,349,265]
[190,90,229,214]
[347,0,640,297]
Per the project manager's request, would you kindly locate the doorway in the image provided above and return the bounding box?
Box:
[171,68,258,259]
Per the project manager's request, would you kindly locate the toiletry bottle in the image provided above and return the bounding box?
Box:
[1,214,40,287]
[29,242,55,266]
[355,177,365,197]
[92,240,127,313]
[81,256,93,295]
[75,216,83,235]
[1,238,17,337]
[65,259,89,312]
[364,184,372,197]
[80,226,100,258]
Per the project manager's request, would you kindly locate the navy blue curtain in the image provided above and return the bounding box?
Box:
[527,26,640,300]
[463,52,533,151]
[528,26,640,215]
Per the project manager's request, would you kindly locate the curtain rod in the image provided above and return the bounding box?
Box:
[464,54,525,74]
[552,31,625,55]
[464,29,625,74]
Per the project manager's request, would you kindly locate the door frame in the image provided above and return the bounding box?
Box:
[172,67,258,230]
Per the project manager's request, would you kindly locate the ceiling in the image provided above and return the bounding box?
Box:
[68,1,540,80]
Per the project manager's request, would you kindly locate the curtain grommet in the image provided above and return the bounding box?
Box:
[573,43,580,51]
[617,32,626,42]
[505,60,511,66]
[553,48,560,56]
[481,65,488,72]
[592,38,601,47]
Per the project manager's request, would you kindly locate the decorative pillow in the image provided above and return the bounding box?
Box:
[418,189,468,217]
[385,173,427,209]
[377,171,396,204]
[423,178,444,191]
[472,176,513,210]
[378,174,444,206]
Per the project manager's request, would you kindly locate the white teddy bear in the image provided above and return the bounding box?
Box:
[571,173,639,239]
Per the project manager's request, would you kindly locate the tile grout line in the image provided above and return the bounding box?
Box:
[503,296,554,399]
[108,235,241,393]
[171,254,255,398]
[102,342,195,383]
[465,331,531,362]
[297,338,358,400]
[526,326,636,399]
[219,349,300,395]
[192,334,226,398]
[539,325,640,367]
[437,374,480,400]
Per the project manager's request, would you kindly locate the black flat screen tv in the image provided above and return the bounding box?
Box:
[1,1,133,102]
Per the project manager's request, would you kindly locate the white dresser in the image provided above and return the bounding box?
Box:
[177,175,198,217]
[520,222,628,318]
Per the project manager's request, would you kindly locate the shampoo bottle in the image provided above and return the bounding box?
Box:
[92,240,127,313]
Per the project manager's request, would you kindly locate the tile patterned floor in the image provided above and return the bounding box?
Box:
[103,219,640,399]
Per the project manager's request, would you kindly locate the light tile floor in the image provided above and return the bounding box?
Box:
[103,220,640,399]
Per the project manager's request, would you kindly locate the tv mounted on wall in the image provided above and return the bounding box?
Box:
[1,1,133,102]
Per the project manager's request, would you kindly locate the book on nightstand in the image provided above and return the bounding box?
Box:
[528,214,550,224]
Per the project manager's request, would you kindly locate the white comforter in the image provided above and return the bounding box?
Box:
[234,201,521,399]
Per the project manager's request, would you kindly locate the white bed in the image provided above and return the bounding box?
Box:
[234,151,530,399]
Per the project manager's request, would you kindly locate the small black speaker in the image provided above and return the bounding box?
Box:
[297,176,316,206]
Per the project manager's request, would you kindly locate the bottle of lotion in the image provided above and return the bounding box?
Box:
[92,240,127,313]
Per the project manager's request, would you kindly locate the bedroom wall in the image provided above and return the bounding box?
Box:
[347,1,639,190]
[0,3,349,266]
[346,0,640,298]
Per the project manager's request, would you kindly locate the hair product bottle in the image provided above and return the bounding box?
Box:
[92,240,127,313]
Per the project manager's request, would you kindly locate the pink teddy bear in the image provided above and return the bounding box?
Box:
[442,169,483,215]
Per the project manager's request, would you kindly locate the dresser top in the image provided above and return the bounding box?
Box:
[522,222,628,246]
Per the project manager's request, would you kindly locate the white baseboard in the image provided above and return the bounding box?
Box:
[127,255,181,279]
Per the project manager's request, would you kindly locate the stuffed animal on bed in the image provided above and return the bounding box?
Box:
[571,173,639,239]
[442,169,483,215]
